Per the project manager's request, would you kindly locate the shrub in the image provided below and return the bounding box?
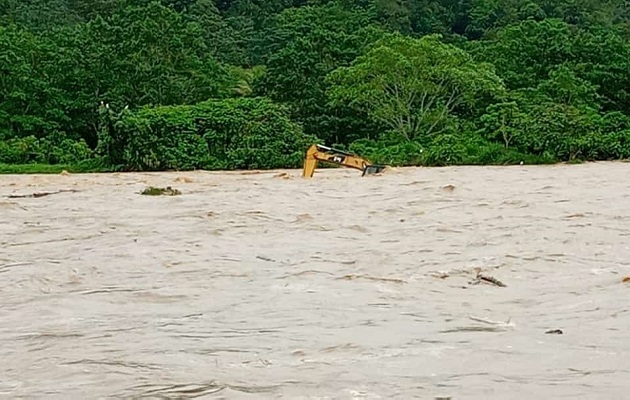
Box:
[101,97,316,171]
[0,134,92,164]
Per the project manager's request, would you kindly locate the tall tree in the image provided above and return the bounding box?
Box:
[51,1,236,145]
[0,25,70,139]
[472,19,630,111]
[327,33,505,141]
[254,3,387,144]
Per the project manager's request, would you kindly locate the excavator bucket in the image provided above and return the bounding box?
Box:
[362,164,387,176]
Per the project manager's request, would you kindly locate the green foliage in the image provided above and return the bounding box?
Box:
[253,3,387,144]
[471,19,577,89]
[479,94,630,161]
[472,19,630,111]
[74,2,236,106]
[0,157,116,174]
[141,186,182,196]
[0,135,92,165]
[99,97,314,171]
[327,33,505,141]
[349,138,426,166]
[184,0,249,65]
[0,24,70,139]
[0,0,81,31]
[537,65,600,107]
[2,0,630,173]
[347,133,559,167]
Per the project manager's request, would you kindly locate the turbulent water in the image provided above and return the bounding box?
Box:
[1,163,630,399]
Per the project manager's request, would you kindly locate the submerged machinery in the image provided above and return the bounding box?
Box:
[302,144,387,178]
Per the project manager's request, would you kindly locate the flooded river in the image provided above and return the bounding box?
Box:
[1,163,629,399]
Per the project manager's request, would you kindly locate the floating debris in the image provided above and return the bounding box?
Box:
[430,271,450,279]
[8,189,79,199]
[546,329,564,335]
[174,176,193,183]
[337,274,405,284]
[442,315,515,333]
[565,213,586,219]
[469,315,515,328]
[273,172,292,179]
[469,267,507,287]
[140,186,181,196]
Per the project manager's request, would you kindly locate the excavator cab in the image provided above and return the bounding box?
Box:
[302,144,387,178]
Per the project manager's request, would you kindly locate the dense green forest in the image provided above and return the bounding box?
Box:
[2,0,630,172]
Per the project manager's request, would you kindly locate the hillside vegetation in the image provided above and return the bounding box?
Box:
[2,0,630,171]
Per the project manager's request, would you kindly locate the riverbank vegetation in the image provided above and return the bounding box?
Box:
[2,0,630,172]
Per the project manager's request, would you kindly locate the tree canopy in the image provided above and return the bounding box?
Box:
[327,33,505,141]
[1,0,630,170]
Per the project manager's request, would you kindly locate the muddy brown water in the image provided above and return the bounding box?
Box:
[1,163,630,399]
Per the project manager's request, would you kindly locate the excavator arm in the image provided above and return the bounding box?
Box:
[302,144,386,178]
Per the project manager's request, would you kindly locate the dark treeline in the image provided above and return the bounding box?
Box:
[2,0,630,171]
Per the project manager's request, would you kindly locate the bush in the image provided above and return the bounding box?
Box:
[421,134,468,166]
[479,99,630,162]
[349,139,420,166]
[0,134,92,164]
[348,132,560,167]
[577,130,630,160]
[101,97,316,171]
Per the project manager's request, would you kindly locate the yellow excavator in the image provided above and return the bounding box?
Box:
[302,144,387,178]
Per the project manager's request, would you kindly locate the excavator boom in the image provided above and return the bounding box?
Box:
[302,144,386,178]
